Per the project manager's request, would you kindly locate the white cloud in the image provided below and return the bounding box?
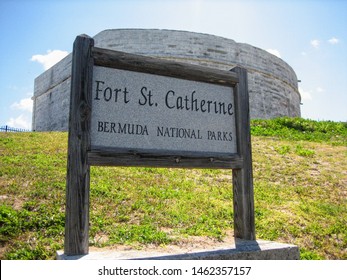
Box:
[299,87,312,101]
[328,37,339,45]
[10,97,33,112]
[7,97,33,130]
[316,87,324,93]
[310,39,320,49]
[7,115,31,130]
[31,49,69,70]
[266,49,281,58]
[299,87,324,101]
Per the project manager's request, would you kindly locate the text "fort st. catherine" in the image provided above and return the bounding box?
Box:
[94,80,234,116]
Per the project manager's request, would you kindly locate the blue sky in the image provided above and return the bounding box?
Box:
[0,0,346,129]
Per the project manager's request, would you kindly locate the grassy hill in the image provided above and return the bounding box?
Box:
[0,118,346,259]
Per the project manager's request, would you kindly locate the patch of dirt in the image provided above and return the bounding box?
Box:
[0,195,24,210]
[89,230,236,255]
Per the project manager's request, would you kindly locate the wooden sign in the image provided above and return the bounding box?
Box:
[64,35,255,255]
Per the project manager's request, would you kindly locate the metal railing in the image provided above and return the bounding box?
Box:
[0,125,30,132]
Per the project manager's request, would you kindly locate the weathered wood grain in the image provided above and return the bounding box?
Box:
[88,148,243,169]
[231,67,255,240]
[64,35,94,255]
[92,47,239,86]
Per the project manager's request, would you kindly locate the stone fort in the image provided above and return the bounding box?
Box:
[32,29,301,131]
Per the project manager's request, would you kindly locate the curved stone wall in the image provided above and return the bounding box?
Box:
[32,29,301,131]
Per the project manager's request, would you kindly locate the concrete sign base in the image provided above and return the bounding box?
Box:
[57,239,299,260]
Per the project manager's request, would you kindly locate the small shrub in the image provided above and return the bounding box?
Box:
[295,144,315,157]
[275,145,291,155]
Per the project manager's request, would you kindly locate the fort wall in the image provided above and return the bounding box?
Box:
[32,29,301,131]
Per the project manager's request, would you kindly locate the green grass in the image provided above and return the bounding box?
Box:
[0,118,346,259]
[251,117,347,145]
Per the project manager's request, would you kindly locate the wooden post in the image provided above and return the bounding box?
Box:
[231,67,255,240]
[64,35,94,255]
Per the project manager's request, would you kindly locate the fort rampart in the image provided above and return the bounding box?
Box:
[32,29,301,131]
